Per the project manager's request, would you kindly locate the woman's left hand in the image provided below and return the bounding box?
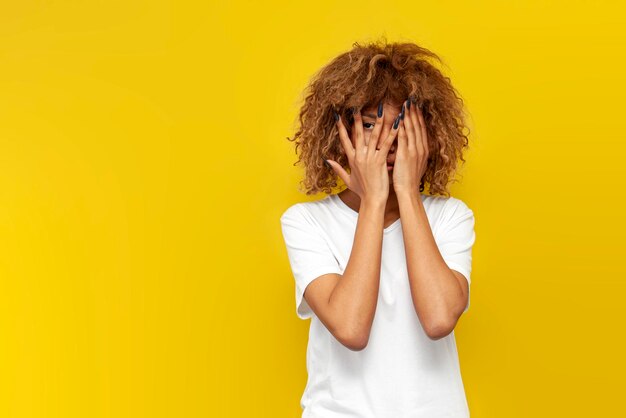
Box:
[392,98,429,196]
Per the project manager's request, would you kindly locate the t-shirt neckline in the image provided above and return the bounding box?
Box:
[329,193,418,234]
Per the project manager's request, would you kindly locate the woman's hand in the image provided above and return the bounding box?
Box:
[392,99,429,196]
[325,106,401,205]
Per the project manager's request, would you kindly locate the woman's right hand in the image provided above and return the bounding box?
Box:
[325,106,401,205]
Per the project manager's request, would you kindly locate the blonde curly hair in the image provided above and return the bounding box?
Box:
[286,38,472,197]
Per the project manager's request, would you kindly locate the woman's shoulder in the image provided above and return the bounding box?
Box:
[426,194,472,212]
[423,194,474,231]
[280,195,334,225]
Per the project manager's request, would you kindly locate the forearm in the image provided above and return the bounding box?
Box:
[397,190,463,335]
[328,198,385,345]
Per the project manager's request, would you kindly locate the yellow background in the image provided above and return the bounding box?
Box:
[1,1,625,416]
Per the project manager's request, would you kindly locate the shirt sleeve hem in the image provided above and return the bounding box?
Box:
[444,262,471,313]
[295,265,343,320]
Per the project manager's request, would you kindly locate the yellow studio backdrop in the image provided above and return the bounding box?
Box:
[0,1,624,417]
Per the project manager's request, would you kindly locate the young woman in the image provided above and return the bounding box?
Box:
[280,39,476,417]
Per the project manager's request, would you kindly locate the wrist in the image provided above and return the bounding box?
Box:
[395,186,420,200]
[360,196,387,211]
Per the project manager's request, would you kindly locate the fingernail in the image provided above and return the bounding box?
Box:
[400,104,405,120]
[393,115,400,129]
[323,158,331,169]
[406,98,411,109]
[333,110,339,122]
[378,102,383,118]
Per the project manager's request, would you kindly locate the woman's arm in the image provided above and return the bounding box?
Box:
[397,191,469,340]
[303,198,386,351]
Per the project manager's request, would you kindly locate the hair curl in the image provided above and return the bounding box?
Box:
[286,38,472,197]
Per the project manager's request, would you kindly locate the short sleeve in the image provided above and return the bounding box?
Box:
[280,204,342,320]
[437,198,476,313]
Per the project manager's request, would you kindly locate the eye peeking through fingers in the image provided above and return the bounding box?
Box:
[363,122,375,130]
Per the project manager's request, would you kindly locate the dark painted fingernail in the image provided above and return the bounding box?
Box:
[322,158,331,169]
[333,110,339,122]
[400,104,405,120]
[393,115,400,129]
[378,102,383,117]
[406,98,411,109]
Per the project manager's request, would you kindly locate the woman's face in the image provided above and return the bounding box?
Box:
[351,102,403,177]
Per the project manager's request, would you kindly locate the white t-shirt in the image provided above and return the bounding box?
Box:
[280,192,476,418]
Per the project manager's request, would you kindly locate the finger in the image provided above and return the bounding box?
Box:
[409,99,420,140]
[409,100,425,155]
[416,105,429,155]
[376,113,402,157]
[325,159,351,189]
[397,120,409,155]
[352,107,365,150]
[334,109,356,163]
[401,100,417,152]
[368,101,385,152]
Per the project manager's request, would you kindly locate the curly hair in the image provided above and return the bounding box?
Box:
[286,38,472,197]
